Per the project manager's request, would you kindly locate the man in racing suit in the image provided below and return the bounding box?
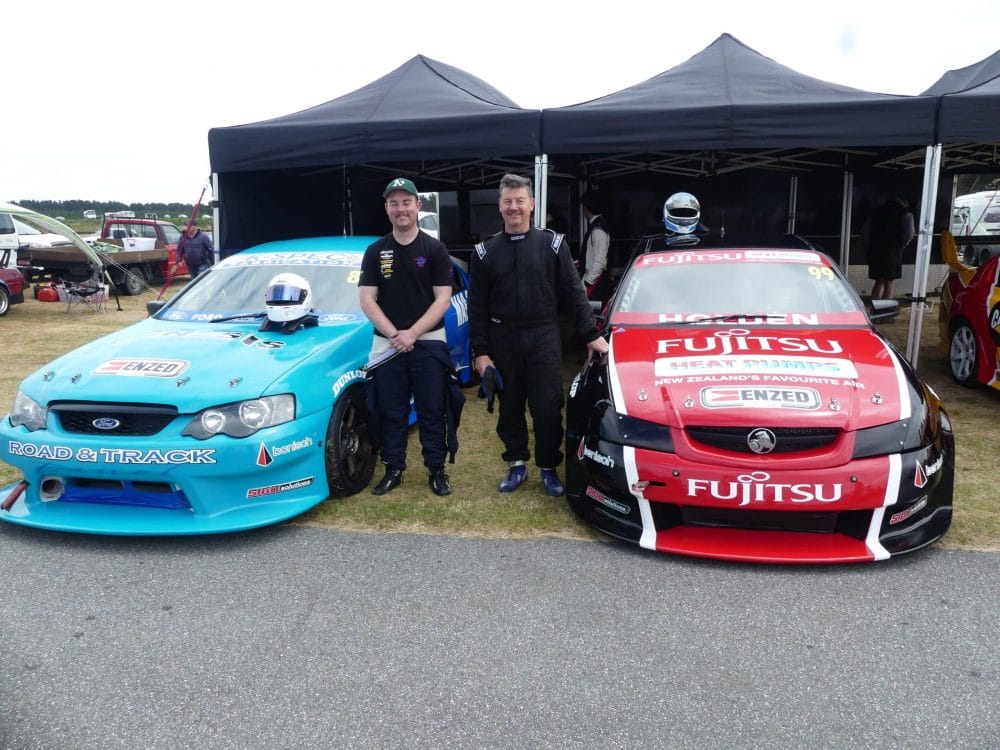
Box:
[469,173,609,496]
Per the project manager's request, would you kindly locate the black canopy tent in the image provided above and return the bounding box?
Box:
[208,55,540,249]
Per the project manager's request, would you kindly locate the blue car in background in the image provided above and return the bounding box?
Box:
[0,236,471,535]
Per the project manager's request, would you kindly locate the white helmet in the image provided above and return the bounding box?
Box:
[265,272,313,323]
[663,192,701,234]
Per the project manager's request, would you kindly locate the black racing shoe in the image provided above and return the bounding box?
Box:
[372,468,403,495]
[428,469,452,496]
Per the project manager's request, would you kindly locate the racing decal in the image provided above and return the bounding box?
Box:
[222,252,363,268]
[654,355,859,381]
[890,496,928,526]
[622,446,656,550]
[585,485,630,515]
[915,452,944,488]
[685,471,843,506]
[658,313,819,326]
[475,242,486,259]
[319,313,361,323]
[881,341,912,421]
[638,250,823,267]
[7,441,216,465]
[93,359,191,377]
[246,476,315,499]
[989,301,1000,348]
[657,332,843,355]
[332,370,364,397]
[451,292,469,327]
[144,330,285,349]
[578,443,615,468]
[257,443,273,467]
[865,453,901,561]
[259,436,314,468]
[550,233,563,253]
[700,386,821,410]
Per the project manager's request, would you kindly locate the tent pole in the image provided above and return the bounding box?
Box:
[211,172,220,257]
[906,144,942,365]
[534,154,548,228]
[838,171,854,270]
[786,175,798,234]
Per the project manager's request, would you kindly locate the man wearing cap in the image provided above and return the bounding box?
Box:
[359,178,455,496]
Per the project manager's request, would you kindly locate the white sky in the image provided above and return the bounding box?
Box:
[5,0,1000,205]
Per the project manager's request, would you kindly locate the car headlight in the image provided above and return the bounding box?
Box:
[182,394,295,439]
[9,391,48,431]
[595,401,675,453]
[852,397,934,459]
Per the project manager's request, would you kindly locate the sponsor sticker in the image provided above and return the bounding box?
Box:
[655,355,859,380]
[700,386,821,410]
[580,445,616,468]
[246,476,315,499]
[7,441,216,465]
[585,485,630,515]
[94,359,190,377]
[890,496,928,525]
[686,471,843,506]
[332,370,364,397]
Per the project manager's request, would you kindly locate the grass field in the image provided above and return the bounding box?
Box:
[0,286,996,551]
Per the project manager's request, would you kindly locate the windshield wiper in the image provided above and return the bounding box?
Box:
[209,312,266,323]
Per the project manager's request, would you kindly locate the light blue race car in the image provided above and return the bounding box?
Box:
[0,236,471,535]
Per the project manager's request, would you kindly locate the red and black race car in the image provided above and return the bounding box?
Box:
[566,244,954,564]
[939,231,1000,391]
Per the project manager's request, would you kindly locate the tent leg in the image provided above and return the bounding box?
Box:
[906,144,942,366]
[786,175,798,234]
[534,154,549,229]
[838,171,854,271]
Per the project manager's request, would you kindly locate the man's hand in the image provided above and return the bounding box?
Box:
[586,338,609,360]
[392,329,417,352]
[474,354,494,378]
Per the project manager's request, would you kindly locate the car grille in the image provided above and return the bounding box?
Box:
[52,403,179,436]
[671,506,871,538]
[685,425,839,453]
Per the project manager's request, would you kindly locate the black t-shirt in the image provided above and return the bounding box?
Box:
[359,232,453,336]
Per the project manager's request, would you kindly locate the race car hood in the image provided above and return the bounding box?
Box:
[607,326,910,431]
[19,318,371,412]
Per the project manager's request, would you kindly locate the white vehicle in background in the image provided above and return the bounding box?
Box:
[418,211,440,239]
[951,190,1000,266]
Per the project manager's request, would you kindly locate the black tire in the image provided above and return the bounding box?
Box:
[0,286,9,317]
[325,385,376,497]
[121,267,145,296]
[948,321,979,386]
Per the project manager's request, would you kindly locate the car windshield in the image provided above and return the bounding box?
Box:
[160,256,364,322]
[610,250,866,326]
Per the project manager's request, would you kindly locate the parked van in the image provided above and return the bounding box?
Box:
[83,209,97,219]
[951,190,1000,265]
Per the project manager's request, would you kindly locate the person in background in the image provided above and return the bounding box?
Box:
[179,222,214,276]
[468,173,609,497]
[359,177,455,497]
[579,191,611,304]
[866,197,916,301]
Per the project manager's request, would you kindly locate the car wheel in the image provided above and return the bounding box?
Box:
[949,322,979,386]
[0,286,9,317]
[325,385,376,497]
[121,268,145,296]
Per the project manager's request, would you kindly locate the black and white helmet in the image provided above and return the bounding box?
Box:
[663,192,701,234]
[265,272,313,323]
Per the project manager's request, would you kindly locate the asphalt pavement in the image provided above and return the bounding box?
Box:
[1,523,997,750]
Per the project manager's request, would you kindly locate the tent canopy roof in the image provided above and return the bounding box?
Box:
[922,49,1000,95]
[208,55,540,173]
[541,34,938,155]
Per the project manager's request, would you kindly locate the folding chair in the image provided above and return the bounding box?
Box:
[66,273,109,315]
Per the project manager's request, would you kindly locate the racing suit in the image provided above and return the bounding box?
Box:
[468,228,600,468]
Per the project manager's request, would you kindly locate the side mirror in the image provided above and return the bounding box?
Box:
[146,299,166,317]
[870,298,899,324]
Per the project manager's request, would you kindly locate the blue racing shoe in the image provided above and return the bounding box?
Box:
[540,468,565,497]
[498,464,528,492]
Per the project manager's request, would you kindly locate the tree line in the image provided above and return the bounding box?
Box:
[12,199,202,218]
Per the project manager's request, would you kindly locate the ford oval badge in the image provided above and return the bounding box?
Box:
[92,417,121,430]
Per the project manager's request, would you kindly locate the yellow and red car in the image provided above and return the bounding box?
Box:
[939,231,1000,391]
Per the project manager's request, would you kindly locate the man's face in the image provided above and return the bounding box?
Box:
[385,191,420,230]
[186,225,198,237]
[499,187,534,233]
